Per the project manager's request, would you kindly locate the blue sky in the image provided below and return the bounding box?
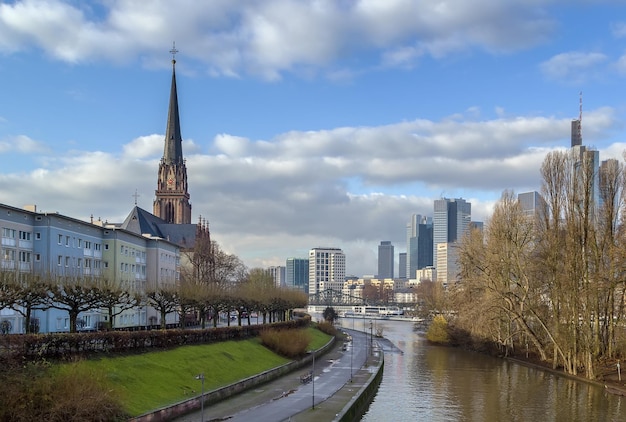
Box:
[1,0,626,276]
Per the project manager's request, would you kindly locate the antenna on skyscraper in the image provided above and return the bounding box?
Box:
[579,91,583,143]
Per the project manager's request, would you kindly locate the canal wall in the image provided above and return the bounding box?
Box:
[333,344,385,422]
[129,336,336,422]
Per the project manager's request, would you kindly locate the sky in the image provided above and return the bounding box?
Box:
[2,0,626,277]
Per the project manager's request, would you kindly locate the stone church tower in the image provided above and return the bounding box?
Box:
[153,53,192,224]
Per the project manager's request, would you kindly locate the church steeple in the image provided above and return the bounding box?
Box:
[164,53,184,165]
[154,43,192,225]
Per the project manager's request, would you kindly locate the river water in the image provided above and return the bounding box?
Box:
[338,319,624,422]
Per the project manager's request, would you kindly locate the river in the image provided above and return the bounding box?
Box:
[337,319,624,421]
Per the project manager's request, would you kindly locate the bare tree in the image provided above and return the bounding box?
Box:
[12,273,49,333]
[96,279,140,330]
[47,276,102,333]
[145,285,179,330]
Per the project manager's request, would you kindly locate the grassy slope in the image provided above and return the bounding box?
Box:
[60,327,331,416]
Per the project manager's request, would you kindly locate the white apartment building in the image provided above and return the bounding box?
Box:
[308,247,345,295]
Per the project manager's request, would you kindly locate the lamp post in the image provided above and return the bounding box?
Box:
[195,373,205,422]
[370,319,374,355]
[311,350,316,409]
[350,315,354,382]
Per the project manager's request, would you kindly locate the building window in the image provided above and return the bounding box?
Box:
[19,251,31,262]
[58,255,62,266]
[58,234,63,244]
[35,254,41,262]
[19,231,31,241]
[65,236,70,246]
[35,232,41,240]
[2,228,16,239]
[65,256,70,267]
[3,249,15,261]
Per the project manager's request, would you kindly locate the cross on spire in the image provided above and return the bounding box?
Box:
[132,189,140,205]
[170,42,178,64]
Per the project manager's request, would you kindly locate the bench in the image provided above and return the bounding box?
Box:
[300,372,312,384]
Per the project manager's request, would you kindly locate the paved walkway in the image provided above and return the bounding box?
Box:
[173,328,381,422]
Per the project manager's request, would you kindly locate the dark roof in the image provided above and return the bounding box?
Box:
[120,206,199,249]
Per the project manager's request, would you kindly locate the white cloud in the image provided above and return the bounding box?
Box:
[540,51,608,83]
[2,104,623,275]
[0,0,557,78]
[611,21,626,38]
[0,135,49,153]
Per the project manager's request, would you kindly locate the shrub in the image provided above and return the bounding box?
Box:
[426,314,450,345]
[260,328,311,358]
[316,320,339,337]
[0,361,128,421]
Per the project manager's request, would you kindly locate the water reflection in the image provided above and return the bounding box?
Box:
[352,320,624,422]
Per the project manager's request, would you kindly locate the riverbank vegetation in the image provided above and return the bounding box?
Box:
[0,326,331,419]
[446,150,626,383]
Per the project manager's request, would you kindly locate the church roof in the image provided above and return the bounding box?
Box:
[121,206,166,238]
[163,59,184,165]
[120,206,199,249]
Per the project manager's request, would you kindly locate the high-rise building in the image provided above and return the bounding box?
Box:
[518,191,548,219]
[286,258,309,293]
[398,253,407,279]
[569,95,601,214]
[267,266,286,288]
[599,159,620,217]
[433,198,471,269]
[406,214,433,279]
[308,247,345,295]
[377,241,394,279]
[436,243,460,285]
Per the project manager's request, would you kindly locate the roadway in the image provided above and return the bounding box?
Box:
[173,327,370,422]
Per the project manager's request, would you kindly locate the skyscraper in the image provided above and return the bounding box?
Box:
[398,253,407,279]
[308,247,345,295]
[406,214,433,279]
[433,198,471,269]
[377,241,394,279]
[286,258,309,293]
[518,191,548,219]
[268,266,286,288]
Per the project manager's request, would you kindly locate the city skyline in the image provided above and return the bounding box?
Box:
[2,2,626,276]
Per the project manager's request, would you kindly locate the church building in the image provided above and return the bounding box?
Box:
[119,49,210,250]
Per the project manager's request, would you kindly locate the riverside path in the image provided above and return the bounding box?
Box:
[173,327,375,422]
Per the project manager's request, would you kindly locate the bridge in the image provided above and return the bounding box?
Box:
[308,288,365,307]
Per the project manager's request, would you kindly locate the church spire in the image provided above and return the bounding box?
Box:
[154,43,192,225]
[163,43,183,165]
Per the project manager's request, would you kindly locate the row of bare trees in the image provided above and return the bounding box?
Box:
[0,237,307,334]
[453,150,626,379]
[0,272,140,334]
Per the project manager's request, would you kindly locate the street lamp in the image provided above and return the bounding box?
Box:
[350,316,354,382]
[370,319,374,355]
[312,350,315,409]
[195,373,205,422]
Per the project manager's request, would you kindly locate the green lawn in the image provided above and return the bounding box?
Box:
[60,327,331,416]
